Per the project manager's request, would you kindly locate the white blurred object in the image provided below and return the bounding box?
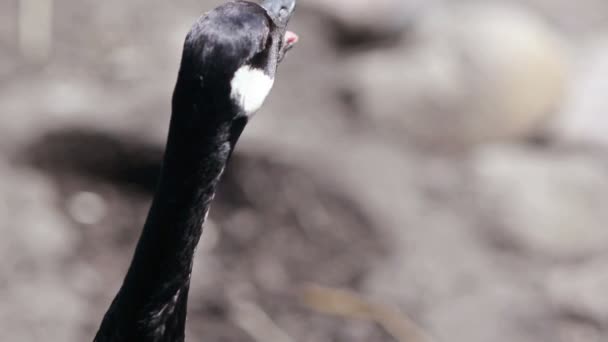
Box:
[67,191,107,225]
[347,3,569,147]
[552,39,608,148]
[475,145,608,259]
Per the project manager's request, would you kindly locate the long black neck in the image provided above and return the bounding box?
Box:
[94,75,246,342]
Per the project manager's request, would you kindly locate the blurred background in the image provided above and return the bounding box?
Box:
[2,0,608,341]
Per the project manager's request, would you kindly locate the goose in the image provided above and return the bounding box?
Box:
[93,1,298,340]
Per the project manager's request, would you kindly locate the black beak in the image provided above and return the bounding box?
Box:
[260,0,296,27]
[260,0,298,62]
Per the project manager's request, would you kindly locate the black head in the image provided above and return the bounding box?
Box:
[173,0,298,124]
[168,0,298,158]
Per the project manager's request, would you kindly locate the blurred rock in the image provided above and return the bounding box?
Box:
[0,162,85,341]
[512,0,608,35]
[1,277,85,341]
[474,145,608,259]
[18,0,53,63]
[0,163,76,266]
[555,319,602,342]
[547,258,608,324]
[0,1,18,77]
[0,2,17,44]
[302,0,430,43]
[428,285,547,342]
[552,39,608,148]
[0,76,170,150]
[2,0,608,341]
[346,3,568,148]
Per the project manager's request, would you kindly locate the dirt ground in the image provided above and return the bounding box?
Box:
[2,0,608,341]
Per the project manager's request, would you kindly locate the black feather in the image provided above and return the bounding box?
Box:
[92,1,294,341]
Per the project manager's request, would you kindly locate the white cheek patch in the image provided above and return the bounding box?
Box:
[230,65,275,116]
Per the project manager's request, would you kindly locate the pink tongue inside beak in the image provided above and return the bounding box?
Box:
[285,30,299,45]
